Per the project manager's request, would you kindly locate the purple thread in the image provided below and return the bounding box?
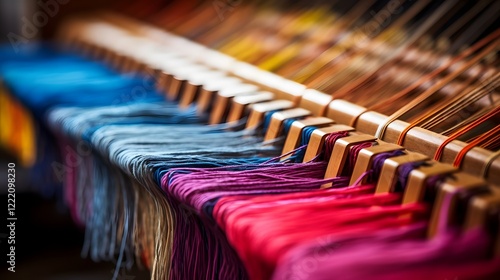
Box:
[368,150,406,183]
[395,162,426,192]
[161,161,351,280]
[346,142,374,176]
[272,223,498,280]
[323,131,350,161]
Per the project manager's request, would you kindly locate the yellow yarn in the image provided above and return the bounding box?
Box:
[0,85,36,166]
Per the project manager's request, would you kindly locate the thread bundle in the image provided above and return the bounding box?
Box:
[0,44,278,278]
[1,43,499,280]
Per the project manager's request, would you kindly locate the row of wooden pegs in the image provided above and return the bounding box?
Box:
[55,13,500,254]
[56,12,500,184]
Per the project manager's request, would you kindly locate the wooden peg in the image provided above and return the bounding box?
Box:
[102,47,117,64]
[327,99,368,127]
[281,117,336,158]
[353,108,500,185]
[148,68,162,86]
[231,61,305,104]
[114,53,128,72]
[302,125,355,163]
[167,65,211,101]
[201,49,236,73]
[144,51,184,73]
[322,134,377,187]
[226,91,275,123]
[349,143,404,185]
[245,100,295,130]
[166,74,185,101]
[464,187,500,257]
[264,108,312,141]
[179,79,202,108]
[155,58,193,96]
[402,161,458,205]
[179,71,226,108]
[118,49,139,73]
[140,53,176,79]
[122,55,135,74]
[428,172,489,238]
[111,51,127,72]
[136,58,149,74]
[126,57,141,73]
[130,57,144,74]
[102,47,115,66]
[209,84,260,124]
[156,71,172,95]
[90,44,105,60]
[298,89,333,116]
[196,77,242,114]
[375,152,430,194]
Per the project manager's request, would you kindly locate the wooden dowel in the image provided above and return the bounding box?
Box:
[60,13,500,185]
[354,109,500,185]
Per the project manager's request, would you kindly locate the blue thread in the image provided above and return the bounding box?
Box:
[0,44,283,278]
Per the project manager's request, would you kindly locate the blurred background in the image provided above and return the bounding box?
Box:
[0,0,116,44]
[0,0,148,279]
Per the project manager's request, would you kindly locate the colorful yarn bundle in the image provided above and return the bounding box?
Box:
[0,44,308,278]
[2,41,499,280]
[273,227,500,280]
[272,188,500,280]
[163,161,348,279]
[160,148,411,279]
[162,146,500,279]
